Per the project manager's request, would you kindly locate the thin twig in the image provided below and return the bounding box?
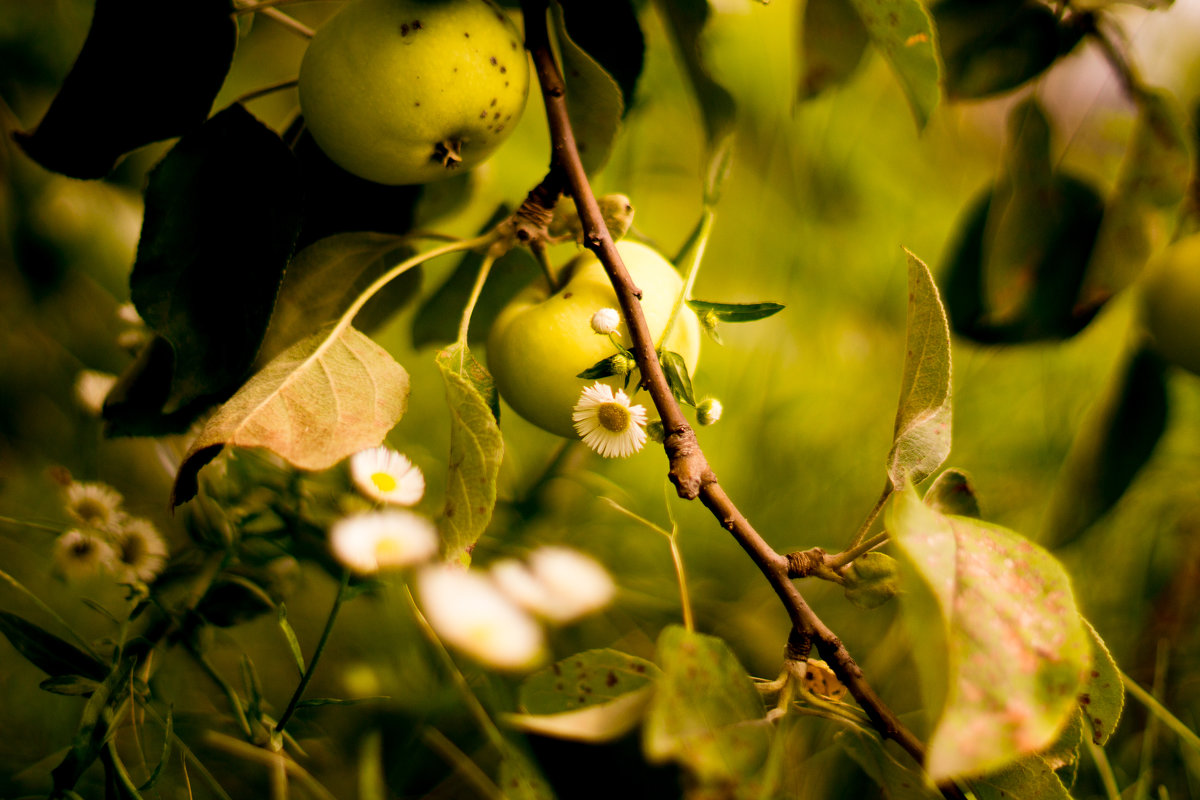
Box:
[275,570,350,734]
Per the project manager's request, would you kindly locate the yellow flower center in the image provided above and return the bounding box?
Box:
[371,471,398,493]
[374,537,404,560]
[597,402,631,433]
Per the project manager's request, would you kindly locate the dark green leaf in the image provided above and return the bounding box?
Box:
[923,468,981,518]
[259,232,420,365]
[661,350,697,407]
[553,3,625,174]
[838,728,941,800]
[887,485,1090,781]
[436,343,504,564]
[557,0,643,112]
[846,0,941,128]
[798,0,870,99]
[39,675,100,697]
[685,300,785,323]
[13,0,236,178]
[172,325,411,506]
[576,354,630,380]
[643,625,769,784]
[412,207,540,348]
[108,105,303,436]
[1041,344,1168,548]
[0,611,107,681]
[195,579,275,628]
[656,0,736,151]
[296,696,389,709]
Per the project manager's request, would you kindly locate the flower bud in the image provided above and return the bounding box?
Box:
[697,398,723,426]
[646,420,665,443]
[842,552,900,610]
[590,308,621,335]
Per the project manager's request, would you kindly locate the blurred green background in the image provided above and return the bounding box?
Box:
[3,0,1200,797]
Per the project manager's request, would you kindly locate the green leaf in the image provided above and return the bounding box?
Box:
[13,0,236,178]
[436,343,504,564]
[277,604,305,677]
[496,739,557,800]
[106,104,303,436]
[656,0,737,151]
[1085,89,1193,297]
[1041,345,1168,548]
[837,728,941,800]
[685,300,785,323]
[924,468,981,519]
[576,354,630,380]
[195,578,275,628]
[1038,709,1083,783]
[1080,619,1124,746]
[661,350,697,407]
[886,484,1091,781]
[259,232,420,365]
[798,0,870,99]
[552,2,624,174]
[886,250,952,490]
[296,696,389,709]
[138,706,172,791]
[556,0,644,111]
[0,611,108,681]
[845,0,941,129]
[643,625,770,785]
[172,325,410,505]
[842,552,901,610]
[39,675,101,697]
[968,757,1072,800]
[505,649,660,742]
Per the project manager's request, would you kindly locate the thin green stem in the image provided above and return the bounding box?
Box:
[139,683,235,800]
[204,733,337,800]
[667,535,694,634]
[188,646,254,740]
[260,7,315,38]
[658,207,714,351]
[1087,738,1122,800]
[0,566,102,660]
[529,238,559,292]
[235,79,299,105]
[275,570,351,734]
[1123,669,1200,755]
[105,738,146,799]
[457,252,499,345]
[849,481,894,549]
[829,530,889,570]
[0,514,63,534]
[421,727,505,800]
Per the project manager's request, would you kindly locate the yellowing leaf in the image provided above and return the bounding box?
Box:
[887,251,952,489]
[173,325,409,505]
[887,484,1090,781]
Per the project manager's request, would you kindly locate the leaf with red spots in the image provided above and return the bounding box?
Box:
[1079,619,1123,746]
[886,484,1090,781]
[505,649,659,742]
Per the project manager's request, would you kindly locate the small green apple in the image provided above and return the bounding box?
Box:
[298,0,529,185]
[1141,233,1200,376]
[487,241,702,439]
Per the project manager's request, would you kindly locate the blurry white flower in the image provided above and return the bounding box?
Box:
[350,447,425,506]
[418,564,545,671]
[490,558,557,617]
[73,370,116,416]
[116,303,143,326]
[64,482,123,530]
[331,511,439,574]
[528,547,615,622]
[697,397,723,426]
[54,530,116,580]
[572,383,647,458]
[590,308,620,335]
[112,517,168,583]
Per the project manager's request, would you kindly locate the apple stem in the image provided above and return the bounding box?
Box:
[457,251,498,344]
[528,239,558,292]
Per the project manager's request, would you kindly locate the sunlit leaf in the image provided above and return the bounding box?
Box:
[277,604,305,677]
[655,0,736,151]
[259,232,420,365]
[497,739,556,800]
[553,2,624,174]
[845,0,941,129]
[436,343,504,564]
[1041,345,1168,548]
[886,484,1091,781]
[887,250,952,490]
[172,325,410,506]
[643,625,770,785]
[797,0,870,99]
[1080,619,1124,746]
[968,757,1072,800]
[837,728,941,800]
[0,611,107,681]
[685,300,785,323]
[924,468,981,519]
[661,350,697,407]
[14,0,236,178]
[1085,89,1193,297]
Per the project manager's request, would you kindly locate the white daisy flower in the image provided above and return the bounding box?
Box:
[590,308,621,335]
[73,370,117,416]
[490,558,558,618]
[111,517,169,583]
[418,564,545,671]
[349,447,425,506]
[54,529,117,580]
[572,383,648,458]
[330,511,439,574]
[64,481,124,530]
[529,547,615,623]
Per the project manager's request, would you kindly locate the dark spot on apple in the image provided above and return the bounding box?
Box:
[464,31,470,38]
[400,23,409,35]
[412,19,422,30]
[504,81,509,87]
[495,125,504,132]
[493,112,500,120]
[606,671,618,687]
[511,41,517,50]
[479,111,487,118]
[490,56,498,66]
[414,102,420,107]
[564,292,573,299]
[500,66,507,74]
[490,97,497,106]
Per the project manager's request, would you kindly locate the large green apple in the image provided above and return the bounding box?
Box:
[487,241,701,439]
[298,0,529,185]
[1141,233,1200,376]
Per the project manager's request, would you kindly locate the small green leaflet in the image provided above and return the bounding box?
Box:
[660,350,696,407]
[1080,619,1124,746]
[277,604,305,677]
[577,353,630,381]
[552,1,623,174]
[436,343,504,565]
[887,250,952,490]
[845,0,941,130]
[887,484,1090,781]
[685,300,785,323]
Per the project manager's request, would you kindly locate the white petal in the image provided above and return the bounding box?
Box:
[530,547,615,622]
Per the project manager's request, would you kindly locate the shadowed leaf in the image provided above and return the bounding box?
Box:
[553,3,625,174]
[557,0,643,112]
[846,0,940,129]
[838,728,940,800]
[924,468,981,518]
[661,350,696,407]
[497,738,556,800]
[798,0,870,99]
[172,325,410,505]
[656,0,736,151]
[685,300,785,323]
[0,611,107,681]
[968,757,1072,800]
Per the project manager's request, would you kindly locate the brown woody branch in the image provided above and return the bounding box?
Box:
[519,2,960,795]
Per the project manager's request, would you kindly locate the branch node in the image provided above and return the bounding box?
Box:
[786,548,827,578]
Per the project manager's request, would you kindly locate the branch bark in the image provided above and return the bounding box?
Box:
[519,4,961,797]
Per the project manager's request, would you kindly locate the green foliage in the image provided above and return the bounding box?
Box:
[842,552,901,610]
[553,2,624,174]
[844,0,941,129]
[797,0,870,99]
[0,612,107,682]
[924,468,981,519]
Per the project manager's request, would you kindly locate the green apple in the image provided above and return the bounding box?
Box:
[298,0,529,185]
[487,241,701,439]
[1141,233,1200,376]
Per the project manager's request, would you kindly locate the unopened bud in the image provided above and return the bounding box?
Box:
[591,308,620,335]
[697,398,723,426]
[646,420,665,443]
[842,552,900,610]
